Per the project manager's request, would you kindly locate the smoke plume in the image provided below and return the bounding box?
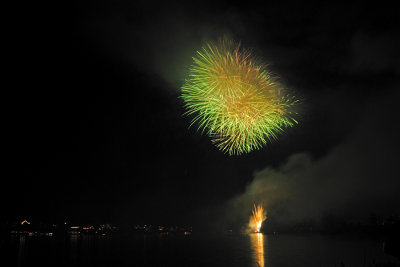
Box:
[227,89,400,228]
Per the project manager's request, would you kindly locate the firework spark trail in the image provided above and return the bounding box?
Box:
[181,39,298,155]
[250,204,267,233]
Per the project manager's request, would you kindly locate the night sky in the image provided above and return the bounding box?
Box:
[7,2,399,229]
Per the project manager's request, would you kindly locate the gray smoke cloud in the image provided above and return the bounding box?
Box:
[226,89,400,228]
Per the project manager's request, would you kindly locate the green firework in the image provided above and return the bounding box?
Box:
[181,39,298,155]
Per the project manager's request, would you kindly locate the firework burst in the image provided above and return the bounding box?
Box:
[250,204,267,233]
[181,39,298,155]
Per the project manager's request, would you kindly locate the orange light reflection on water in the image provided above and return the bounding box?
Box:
[250,233,265,267]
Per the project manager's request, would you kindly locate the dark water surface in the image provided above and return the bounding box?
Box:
[3,233,399,267]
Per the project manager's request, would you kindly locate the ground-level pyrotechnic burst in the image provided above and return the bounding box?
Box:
[250,204,267,233]
[181,38,298,155]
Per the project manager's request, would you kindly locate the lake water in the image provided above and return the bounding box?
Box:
[4,233,399,267]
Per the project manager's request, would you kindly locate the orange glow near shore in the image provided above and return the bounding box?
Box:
[250,204,267,233]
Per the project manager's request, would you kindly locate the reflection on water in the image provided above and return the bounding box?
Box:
[70,234,79,265]
[8,233,399,267]
[17,235,26,267]
[250,233,266,267]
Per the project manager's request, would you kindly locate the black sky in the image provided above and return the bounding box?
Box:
[6,1,399,228]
